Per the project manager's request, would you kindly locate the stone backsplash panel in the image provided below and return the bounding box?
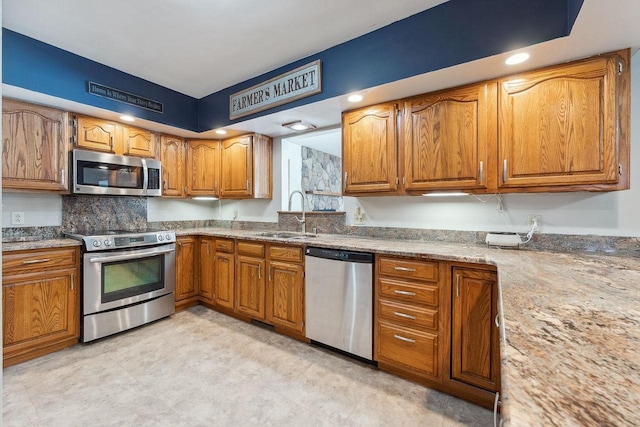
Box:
[301,146,343,211]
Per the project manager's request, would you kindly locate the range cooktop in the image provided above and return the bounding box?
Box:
[64,228,176,251]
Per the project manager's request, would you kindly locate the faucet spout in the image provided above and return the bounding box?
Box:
[288,190,306,234]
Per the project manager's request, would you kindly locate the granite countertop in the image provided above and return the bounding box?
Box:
[5,229,639,425]
[2,238,82,252]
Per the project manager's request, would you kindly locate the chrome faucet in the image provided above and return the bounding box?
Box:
[288,190,306,234]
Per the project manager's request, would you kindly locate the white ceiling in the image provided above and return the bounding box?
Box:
[3,0,448,98]
[3,0,640,140]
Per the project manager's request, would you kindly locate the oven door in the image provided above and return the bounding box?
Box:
[83,244,176,315]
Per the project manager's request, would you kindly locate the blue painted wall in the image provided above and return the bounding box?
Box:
[3,29,199,131]
[198,0,576,131]
[3,0,584,133]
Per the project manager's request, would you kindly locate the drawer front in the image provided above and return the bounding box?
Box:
[379,257,439,282]
[237,241,265,257]
[269,245,303,263]
[3,248,78,274]
[377,321,439,376]
[215,238,235,253]
[378,299,438,331]
[379,278,439,306]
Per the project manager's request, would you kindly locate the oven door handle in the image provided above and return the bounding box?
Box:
[88,247,175,263]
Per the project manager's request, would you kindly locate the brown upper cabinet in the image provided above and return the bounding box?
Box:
[160,134,186,197]
[498,49,629,192]
[342,49,630,196]
[73,115,158,158]
[186,139,221,197]
[2,99,70,192]
[342,102,399,194]
[403,82,497,193]
[220,134,272,199]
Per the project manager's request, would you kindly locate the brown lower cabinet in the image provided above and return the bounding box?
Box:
[266,245,304,334]
[175,236,198,310]
[2,247,80,367]
[375,254,500,409]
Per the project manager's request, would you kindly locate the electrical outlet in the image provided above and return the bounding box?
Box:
[11,212,25,225]
[528,215,542,227]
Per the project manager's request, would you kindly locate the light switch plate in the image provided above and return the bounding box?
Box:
[11,212,25,225]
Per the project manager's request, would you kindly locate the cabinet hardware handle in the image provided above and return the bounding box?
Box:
[163,181,167,191]
[71,273,75,291]
[393,334,416,344]
[479,161,484,183]
[495,313,500,328]
[456,274,460,298]
[394,290,416,296]
[258,264,262,279]
[502,159,507,183]
[268,266,272,281]
[402,176,406,185]
[110,135,114,149]
[126,140,131,154]
[207,242,211,256]
[394,312,416,320]
[246,180,250,192]
[343,172,348,191]
[394,266,416,272]
[61,169,65,186]
[22,258,50,264]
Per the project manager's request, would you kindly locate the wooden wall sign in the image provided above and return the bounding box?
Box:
[87,81,164,113]
[229,60,322,120]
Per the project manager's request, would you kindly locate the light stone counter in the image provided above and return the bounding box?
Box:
[2,238,82,252]
[178,227,640,426]
[9,229,639,425]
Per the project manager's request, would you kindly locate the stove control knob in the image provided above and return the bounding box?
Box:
[92,240,102,248]
[158,234,164,241]
[165,234,171,241]
[104,239,112,247]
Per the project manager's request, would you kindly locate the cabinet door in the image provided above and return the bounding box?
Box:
[235,255,266,319]
[404,83,496,192]
[199,238,215,303]
[2,99,69,192]
[266,261,304,333]
[160,135,186,197]
[342,103,398,194]
[213,252,235,309]
[186,140,220,196]
[176,237,197,301]
[3,268,79,361]
[220,135,253,198]
[75,116,119,153]
[125,126,157,158]
[498,53,623,189]
[451,267,499,392]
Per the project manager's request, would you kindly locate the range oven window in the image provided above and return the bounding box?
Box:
[101,255,164,303]
[77,160,143,189]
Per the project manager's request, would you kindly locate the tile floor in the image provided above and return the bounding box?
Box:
[3,306,493,426]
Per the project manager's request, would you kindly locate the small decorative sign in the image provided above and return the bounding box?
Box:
[229,60,322,120]
[87,82,164,113]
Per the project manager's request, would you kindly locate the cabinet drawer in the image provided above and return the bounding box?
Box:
[3,248,78,274]
[379,278,438,306]
[269,245,303,263]
[215,238,235,253]
[377,321,438,376]
[379,257,439,282]
[237,241,265,257]
[378,299,438,331]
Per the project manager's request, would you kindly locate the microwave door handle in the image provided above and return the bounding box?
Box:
[88,247,175,263]
[141,158,149,194]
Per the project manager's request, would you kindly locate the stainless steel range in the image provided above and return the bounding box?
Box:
[65,228,176,342]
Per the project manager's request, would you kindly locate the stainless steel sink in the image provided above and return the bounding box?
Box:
[256,232,318,240]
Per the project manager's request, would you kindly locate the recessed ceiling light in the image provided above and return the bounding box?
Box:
[348,94,363,103]
[120,115,135,122]
[282,120,316,132]
[505,53,530,65]
[215,129,227,135]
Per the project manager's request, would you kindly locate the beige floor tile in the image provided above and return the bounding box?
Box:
[3,307,492,427]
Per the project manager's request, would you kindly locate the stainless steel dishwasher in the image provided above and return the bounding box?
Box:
[305,246,374,361]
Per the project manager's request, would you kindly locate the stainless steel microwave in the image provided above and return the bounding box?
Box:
[72,149,162,196]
